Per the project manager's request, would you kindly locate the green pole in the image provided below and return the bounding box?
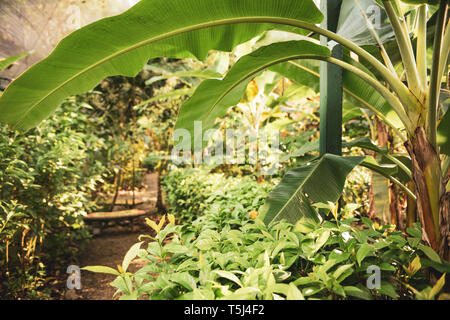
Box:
[319,0,343,156]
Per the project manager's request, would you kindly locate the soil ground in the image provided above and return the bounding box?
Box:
[63,173,159,300]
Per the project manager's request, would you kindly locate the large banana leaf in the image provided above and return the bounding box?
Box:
[0,0,323,131]
[270,59,321,92]
[174,40,330,145]
[355,3,439,78]
[337,0,395,47]
[259,154,365,225]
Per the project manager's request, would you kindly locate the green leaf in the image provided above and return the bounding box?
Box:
[270,60,321,92]
[379,281,399,299]
[0,52,31,73]
[333,264,354,281]
[356,243,375,266]
[81,265,120,276]
[338,0,395,46]
[122,242,143,273]
[418,244,442,263]
[271,53,404,133]
[420,258,450,274]
[171,272,197,291]
[119,292,139,300]
[164,242,190,254]
[361,217,375,229]
[293,277,322,286]
[314,230,331,253]
[360,155,398,177]
[175,40,330,145]
[399,0,440,5]
[343,285,373,300]
[286,283,305,300]
[110,276,130,294]
[0,0,323,130]
[278,140,319,163]
[213,270,243,288]
[360,155,415,199]
[429,274,446,299]
[344,138,412,180]
[294,218,319,234]
[406,226,422,238]
[220,287,260,300]
[259,154,365,225]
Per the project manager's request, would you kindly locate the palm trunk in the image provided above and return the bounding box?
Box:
[405,127,449,261]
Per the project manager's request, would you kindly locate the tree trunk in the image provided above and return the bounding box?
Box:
[405,127,449,261]
[155,168,166,214]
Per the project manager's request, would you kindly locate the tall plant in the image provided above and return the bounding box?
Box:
[0,0,448,259]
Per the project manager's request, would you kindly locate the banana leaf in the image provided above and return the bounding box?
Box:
[259,154,365,224]
[0,0,322,130]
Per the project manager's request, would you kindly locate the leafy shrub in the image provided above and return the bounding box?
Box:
[0,99,108,299]
[95,206,449,300]
[85,168,449,300]
[162,168,273,223]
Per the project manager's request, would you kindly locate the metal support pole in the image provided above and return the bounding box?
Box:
[319,0,343,156]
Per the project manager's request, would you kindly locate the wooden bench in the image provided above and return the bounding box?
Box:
[83,209,147,234]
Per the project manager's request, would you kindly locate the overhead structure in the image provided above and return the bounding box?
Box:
[0,0,139,83]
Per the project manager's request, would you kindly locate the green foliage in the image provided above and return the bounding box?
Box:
[1,0,448,300]
[162,168,273,223]
[175,41,330,144]
[0,99,107,298]
[92,205,449,300]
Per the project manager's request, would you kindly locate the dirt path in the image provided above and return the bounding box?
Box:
[65,173,159,300]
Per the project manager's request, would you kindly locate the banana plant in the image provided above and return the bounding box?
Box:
[0,0,448,259]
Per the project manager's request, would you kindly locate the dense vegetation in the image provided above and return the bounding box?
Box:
[96,168,449,300]
[0,100,104,298]
[0,62,179,298]
[0,0,449,300]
